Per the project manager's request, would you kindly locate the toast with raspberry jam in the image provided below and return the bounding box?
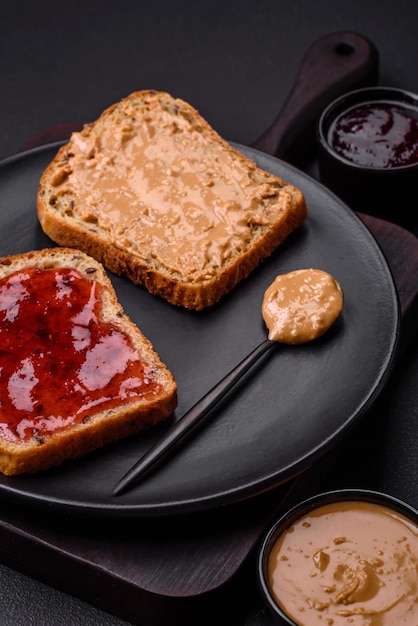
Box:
[0,247,177,475]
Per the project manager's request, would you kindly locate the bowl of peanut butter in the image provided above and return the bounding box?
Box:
[257,489,418,625]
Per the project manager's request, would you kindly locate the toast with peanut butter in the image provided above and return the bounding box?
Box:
[37,90,307,310]
[0,247,177,475]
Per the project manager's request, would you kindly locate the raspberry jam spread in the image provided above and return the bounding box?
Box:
[328,100,418,168]
[0,266,162,443]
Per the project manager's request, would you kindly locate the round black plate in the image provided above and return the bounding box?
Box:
[0,143,399,518]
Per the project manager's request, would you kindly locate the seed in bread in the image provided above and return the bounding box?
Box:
[0,247,177,475]
[37,90,308,310]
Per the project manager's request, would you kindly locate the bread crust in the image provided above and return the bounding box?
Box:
[0,248,177,475]
[37,90,307,310]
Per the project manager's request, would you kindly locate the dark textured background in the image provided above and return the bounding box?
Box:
[0,1,417,624]
[2,0,418,162]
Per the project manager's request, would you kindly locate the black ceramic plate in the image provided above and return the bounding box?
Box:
[0,143,399,518]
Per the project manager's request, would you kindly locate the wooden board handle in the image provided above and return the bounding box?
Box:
[252,32,379,163]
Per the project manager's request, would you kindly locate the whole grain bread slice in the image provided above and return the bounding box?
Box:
[0,247,177,475]
[37,90,307,310]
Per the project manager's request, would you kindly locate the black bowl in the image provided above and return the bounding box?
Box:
[257,488,418,625]
[317,87,418,227]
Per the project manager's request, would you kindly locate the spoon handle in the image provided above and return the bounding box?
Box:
[113,338,276,496]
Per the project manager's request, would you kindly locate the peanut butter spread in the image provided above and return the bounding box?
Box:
[268,500,418,625]
[262,268,343,344]
[52,100,289,283]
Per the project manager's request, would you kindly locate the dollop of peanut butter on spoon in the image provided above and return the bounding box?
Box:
[262,268,343,345]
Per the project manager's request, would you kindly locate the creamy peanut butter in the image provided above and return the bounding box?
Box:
[267,500,418,626]
[262,268,343,344]
[53,100,287,283]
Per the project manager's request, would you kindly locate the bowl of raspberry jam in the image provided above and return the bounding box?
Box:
[317,87,418,227]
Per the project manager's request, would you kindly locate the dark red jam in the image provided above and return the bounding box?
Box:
[0,267,162,443]
[328,100,418,168]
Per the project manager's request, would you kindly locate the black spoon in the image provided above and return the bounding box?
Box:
[113,269,343,496]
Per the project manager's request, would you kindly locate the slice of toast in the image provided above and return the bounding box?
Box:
[0,247,177,475]
[37,90,307,310]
